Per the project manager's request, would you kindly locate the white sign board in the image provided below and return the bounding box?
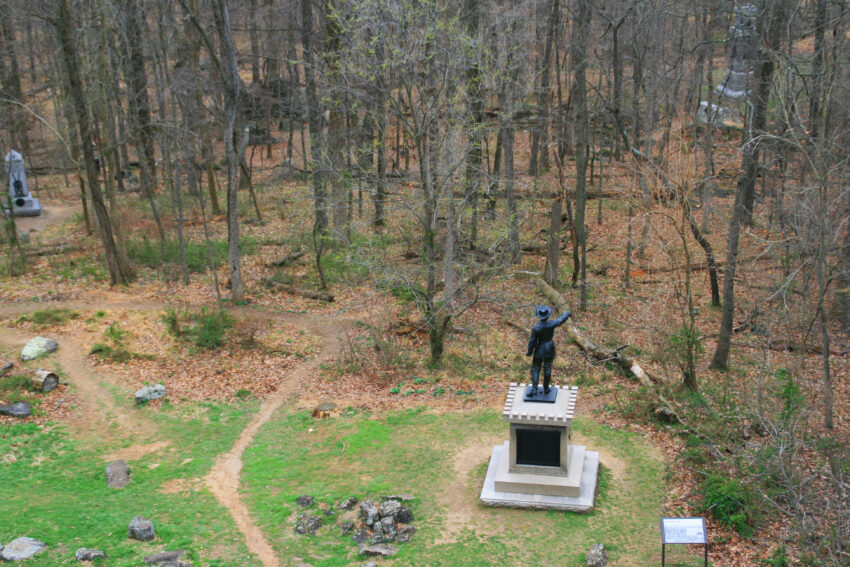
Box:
[661,517,707,545]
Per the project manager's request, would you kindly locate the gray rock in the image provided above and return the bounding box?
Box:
[0,361,13,376]
[0,402,31,418]
[337,496,359,510]
[380,517,397,541]
[296,495,314,508]
[369,534,385,545]
[338,520,354,535]
[380,499,401,520]
[397,525,416,544]
[21,337,58,360]
[396,506,414,524]
[143,550,186,564]
[586,543,608,567]
[106,460,131,488]
[294,514,321,535]
[359,500,380,527]
[351,528,370,545]
[361,563,378,567]
[128,516,155,541]
[75,548,106,561]
[135,384,166,404]
[358,544,398,558]
[1,537,47,561]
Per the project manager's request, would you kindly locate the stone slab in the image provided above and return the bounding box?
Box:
[495,442,585,496]
[11,197,41,217]
[503,383,577,425]
[523,385,558,403]
[481,443,599,512]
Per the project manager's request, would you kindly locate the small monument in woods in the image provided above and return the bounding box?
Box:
[480,306,599,511]
[4,150,41,217]
[696,4,757,126]
[715,4,758,103]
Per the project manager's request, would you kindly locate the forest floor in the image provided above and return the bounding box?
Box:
[0,140,847,566]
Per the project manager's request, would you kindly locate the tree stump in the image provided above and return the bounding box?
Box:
[312,402,338,419]
[32,370,58,393]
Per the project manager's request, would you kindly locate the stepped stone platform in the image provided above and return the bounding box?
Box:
[480,383,599,511]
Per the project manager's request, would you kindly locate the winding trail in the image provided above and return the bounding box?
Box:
[0,299,347,567]
[203,313,345,567]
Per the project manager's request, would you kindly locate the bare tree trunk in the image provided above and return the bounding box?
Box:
[213,0,246,303]
[710,182,746,370]
[684,198,720,307]
[463,0,483,246]
[808,0,827,146]
[248,0,261,84]
[301,0,328,232]
[701,18,715,235]
[0,1,30,155]
[573,0,591,310]
[121,0,157,184]
[499,14,520,264]
[56,0,134,285]
[543,197,561,288]
[325,0,349,244]
[529,0,557,175]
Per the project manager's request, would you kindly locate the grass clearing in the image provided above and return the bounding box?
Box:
[17,308,81,328]
[126,236,260,274]
[242,408,700,566]
[0,400,263,566]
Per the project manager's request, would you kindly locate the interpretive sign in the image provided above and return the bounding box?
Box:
[660,517,708,566]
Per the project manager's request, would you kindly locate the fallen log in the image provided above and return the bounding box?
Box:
[534,278,661,387]
[26,244,80,257]
[32,369,59,393]
[730,339,847,356]
[261,278,334,302]
[266,250,307,267]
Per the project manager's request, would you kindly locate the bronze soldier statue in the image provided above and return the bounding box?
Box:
[526,305,571,396]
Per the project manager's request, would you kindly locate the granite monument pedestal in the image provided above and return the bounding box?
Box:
[480,383,599,511]
[4,150,41,217]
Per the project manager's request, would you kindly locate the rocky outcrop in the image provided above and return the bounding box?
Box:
[128,516,155,541]
[1,537,47,561]
[75,548,106,561]
[21,337,58,360]
[586,543,608,566]
[0,402,31,418]
[106,460,131,488]
[135,384,166,405]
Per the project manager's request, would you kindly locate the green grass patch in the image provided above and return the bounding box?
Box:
[126,236,259,274]
[17,308,80,328]
[56,255,108,282]
[89,322,152,363]
[0,373,42,410]
[0,400,263,566]
[242,409,672,566]
[161,308,235,351]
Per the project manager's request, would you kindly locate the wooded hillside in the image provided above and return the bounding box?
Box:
[0,0,847,565]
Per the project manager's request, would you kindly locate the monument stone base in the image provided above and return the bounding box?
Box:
[479,382,599,511]
[480,443,599,511]
[10,197,41,217]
